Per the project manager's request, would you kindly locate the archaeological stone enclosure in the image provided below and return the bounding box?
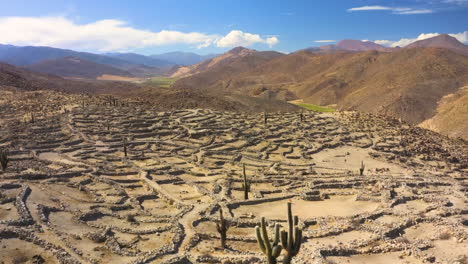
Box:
[0,89,467,264]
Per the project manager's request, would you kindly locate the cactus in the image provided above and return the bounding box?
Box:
[123,138,128,157]
[359,161,365,176]
[0,148,9,172]
[30,112,35,123]
[264,111,268,126]
[300,111,304,122]
[242,164,251,200]
[280,202,303,264]
[216,208,230,248]
[256,217,282,264]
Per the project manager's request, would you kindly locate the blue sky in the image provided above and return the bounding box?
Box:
[0,0,466,54]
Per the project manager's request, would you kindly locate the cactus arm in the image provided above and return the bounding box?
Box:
[261,217,272,255]
[272,245,282,258]
[255,226,267,254]
[273,223,280,245]
[287,203,293,250]
[293,227,302,255]
[280,230,287,248]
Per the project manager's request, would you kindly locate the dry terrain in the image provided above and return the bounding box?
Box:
[0,88,467,264]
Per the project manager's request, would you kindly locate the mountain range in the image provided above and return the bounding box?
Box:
[0,34,467,139]
[172,34,468,139]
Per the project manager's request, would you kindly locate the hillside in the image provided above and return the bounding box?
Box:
[419,86,468,139]
[170,47,283,78]
[25,57,133,79]
[174,47,468,138]
[405,34,468,56]
[1,62,299,113]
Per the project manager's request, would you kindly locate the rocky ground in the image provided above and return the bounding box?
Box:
[0,89,467,264]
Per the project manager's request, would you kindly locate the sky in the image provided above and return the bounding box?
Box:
[0,0,466,55]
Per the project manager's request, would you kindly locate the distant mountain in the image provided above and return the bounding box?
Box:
[25,56,133,79]
[0,44,133,68]
[0,62,139,94]
[150,52,219,66]
[405,34,468,56]
[303,40,394,53]
[336,39,395,52]
[170,47,283,78]
[105,52,173,67]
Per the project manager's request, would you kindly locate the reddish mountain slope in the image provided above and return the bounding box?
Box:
[405,34,468,56]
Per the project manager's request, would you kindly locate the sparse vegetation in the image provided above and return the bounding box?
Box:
[295,103,335,112]
[123,138,128,157]
[216,208,230,248]
[0,148,9,172]
[145,76,178,87]
[360,161,365,176]
[242,164,252,200]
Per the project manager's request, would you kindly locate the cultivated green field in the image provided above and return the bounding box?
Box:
[295,103,335,112]
[145,77,178,87]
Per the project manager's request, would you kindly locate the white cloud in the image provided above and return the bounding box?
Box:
[442,0,468,5]
[0,16,279,51]
[216,30,279,48]
[367,31,468,47]
[314,40,335,43]
[450,31,468,43]
[390,33,441,47]
[397,9,433,14]
[347,5,433,14]
[348,5,393,11]
[374,40,394,45]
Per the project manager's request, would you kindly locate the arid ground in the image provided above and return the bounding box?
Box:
[0,89,467,264]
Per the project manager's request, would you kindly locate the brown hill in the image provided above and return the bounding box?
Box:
[419,86,468,139]
[170,47,283,78]
[405,34,468,56]
[25,56,133,79]
[174,47,468,138]
[1,62,299,113]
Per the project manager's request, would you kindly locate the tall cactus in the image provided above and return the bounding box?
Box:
[0,148,9,172]
[300,111,304,122]
[123,138,128,157]
[280,202,303,264]
[256,217,282,264]
[242,164,251,200]
[216,208,230,248]
[359,161,365,176]
[264,111,268,126]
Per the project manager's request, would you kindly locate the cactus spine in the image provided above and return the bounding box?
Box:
[0,148,9,172]
[242,164,251,200]
[360,161,365,176]
[256,217,282,264]
[280,202,303,264]
[216,208,230,248]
